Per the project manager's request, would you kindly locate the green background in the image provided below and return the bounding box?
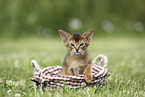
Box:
[0,0,145,37]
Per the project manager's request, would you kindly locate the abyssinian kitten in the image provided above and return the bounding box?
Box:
[58,29,94,83]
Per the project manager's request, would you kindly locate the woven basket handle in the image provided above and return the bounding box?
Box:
[92,54,108,68]
[31,60,42,78]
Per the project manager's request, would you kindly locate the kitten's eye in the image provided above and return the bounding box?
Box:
[70,43,75,47]
[80,43,84,46]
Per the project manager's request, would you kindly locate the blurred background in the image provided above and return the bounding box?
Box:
[0,0,145,38]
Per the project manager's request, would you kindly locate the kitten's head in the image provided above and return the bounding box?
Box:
[59,29,94,55]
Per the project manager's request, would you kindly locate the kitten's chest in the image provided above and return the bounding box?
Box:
[67,55,90,69]
[65,52,91,68]
[69,60,85,68]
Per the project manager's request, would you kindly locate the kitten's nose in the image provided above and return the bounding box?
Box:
[76,49,79,52]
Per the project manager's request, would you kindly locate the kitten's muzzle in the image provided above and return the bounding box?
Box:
[74,49,81,54]
[76,49,79,52]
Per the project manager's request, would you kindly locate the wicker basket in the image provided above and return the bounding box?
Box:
[30,54,110,89]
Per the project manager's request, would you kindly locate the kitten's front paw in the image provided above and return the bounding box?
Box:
[83,64,93,83]
[84,72,93,83]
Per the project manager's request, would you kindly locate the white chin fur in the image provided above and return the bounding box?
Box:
[70,51,85,55]
[74,52,80,55]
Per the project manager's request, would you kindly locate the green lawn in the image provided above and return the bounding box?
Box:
[0,35,145,97]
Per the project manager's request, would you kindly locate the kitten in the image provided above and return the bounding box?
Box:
[58,29,94,83]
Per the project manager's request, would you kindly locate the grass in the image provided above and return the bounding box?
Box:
[0,35,145,97]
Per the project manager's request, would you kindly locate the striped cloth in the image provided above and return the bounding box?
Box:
[30,54,110,89]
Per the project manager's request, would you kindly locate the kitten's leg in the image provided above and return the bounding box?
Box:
[61,65,73,75]
[83,64,93,83]
[73,68,80,75]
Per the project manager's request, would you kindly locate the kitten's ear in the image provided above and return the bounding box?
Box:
[83,29,94,42]
[58,30,70,43]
